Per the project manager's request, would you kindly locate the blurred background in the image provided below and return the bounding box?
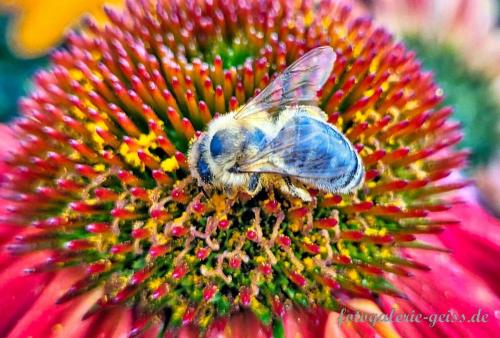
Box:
[0,0,498,215]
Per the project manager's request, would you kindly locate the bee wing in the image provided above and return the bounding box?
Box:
[238,115,360,180]
[234,46,336,120]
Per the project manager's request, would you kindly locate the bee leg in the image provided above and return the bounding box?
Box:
[282,177,312,202]
[223,185,239,199]
[246,173,261,195]
[201,186,210,199]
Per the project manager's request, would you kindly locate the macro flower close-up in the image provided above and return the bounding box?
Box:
[0,0,499,337]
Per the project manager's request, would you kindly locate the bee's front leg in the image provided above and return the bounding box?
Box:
[279,177,312,202]
[218,184,235,198]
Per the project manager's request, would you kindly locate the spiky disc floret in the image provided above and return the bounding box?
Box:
[1,0,468,333]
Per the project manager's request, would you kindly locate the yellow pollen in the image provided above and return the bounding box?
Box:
[380,247,391,258]
[321,17,331,30]
[93,164,106,172]
[347,269,360,282]
[304,10,313,26]
[303,257,314,270]
[119,142,141,167]
[255,256,265,264]
[69,69,84,81]
[148,278,163,291]
[138,132,157,148]
[211,194,227,214]
[364,228,379,236]
[161,156,179,172]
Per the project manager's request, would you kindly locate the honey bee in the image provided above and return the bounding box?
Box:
[188,46,364,202]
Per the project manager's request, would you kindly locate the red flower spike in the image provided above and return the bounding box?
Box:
[229,96,239,111]
[150,208,168,219]
[131,228,150,239]
[333,255,352,265]
[365,169,380,181]
[229,258,241,269]
[111,207,138,220]
[129,316,153,338]
[327,111,340,124]
[288,271,307,287]
[65,239,94,251]
[302,242,321,255]
[259,264,273,276]
[272,298,286,317]
[192,201,206,214]
[149,244,169,258]
[342,201,374,213]
[171,226,188,237]
[69,202,101,214]
[152,283,169,300]
[86,262,109,275]
[130,187,149,201]
[278,235,292,248]
[363,149,386,165]
[156,136,176,156]
[203,285,218,301]
[75,164,98,178]
[218,219,230,230]
[365,235,394,244]
[182,307,197,325]
[314,218,338,229]
[317,275,341,290]
[239,287,252,306]
[86,222,110,234]
[171,187,188,203]
[382,148,410,164]
[320,194,343,207]
[174,151,188,167]
[287,207,308,220]
[366,205,402,215]
[172,263,188,279]
[341,230,364,241]
[130,268,153,285]
[94,188,119,201]
[196,247,210,261]
[394,234,417,242]
[110,243,133,255]
[263,199,280,214]
[137,150,160,170]
[246,230,257,241]
[117,170,139,185]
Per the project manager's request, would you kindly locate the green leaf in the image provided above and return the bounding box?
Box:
[272,319,285,338]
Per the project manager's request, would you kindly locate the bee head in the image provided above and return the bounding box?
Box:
[188,134,214,185]
[209,129,242,162]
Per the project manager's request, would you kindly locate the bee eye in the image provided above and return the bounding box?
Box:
[209,132,225,158]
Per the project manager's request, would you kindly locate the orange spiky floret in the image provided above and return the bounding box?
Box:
[1,0,468,333]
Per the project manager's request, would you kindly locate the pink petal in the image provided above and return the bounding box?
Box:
[6,267,88,338]
[48,287,103,338]
[0,124,17,155]
[91,308,133,338]
[0,251,54,335]
[379,236,500,337]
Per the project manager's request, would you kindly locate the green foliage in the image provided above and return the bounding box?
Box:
[404,35,499,166]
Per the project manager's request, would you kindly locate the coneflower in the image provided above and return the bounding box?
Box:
[0,0,471,336]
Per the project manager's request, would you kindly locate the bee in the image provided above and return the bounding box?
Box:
[188,46,364,202]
